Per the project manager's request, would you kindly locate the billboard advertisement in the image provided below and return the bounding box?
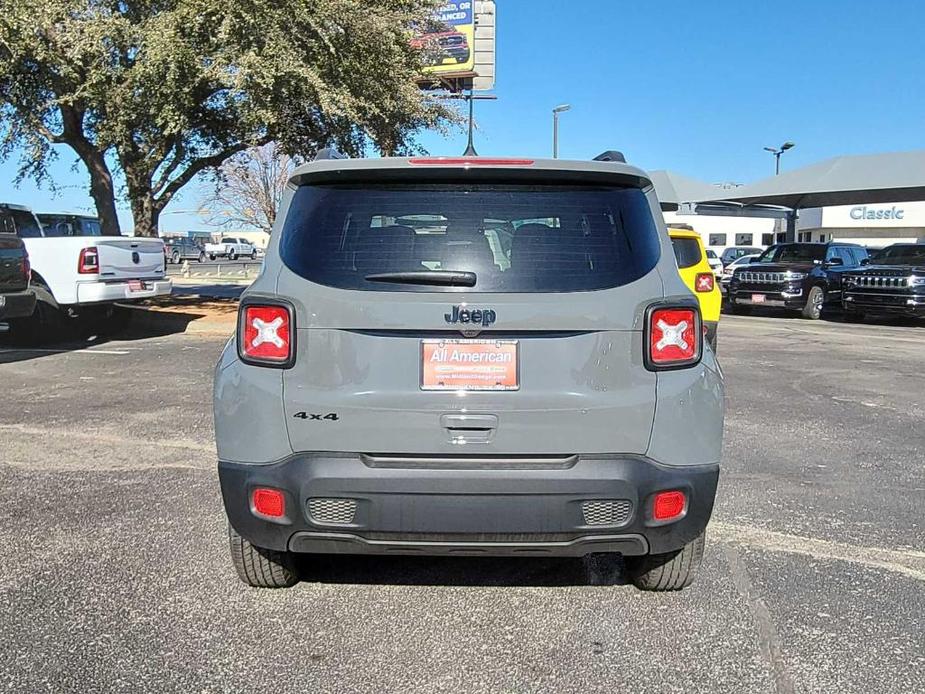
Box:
[413,2,476,76]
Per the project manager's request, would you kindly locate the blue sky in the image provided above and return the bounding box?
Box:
[4,0,925,233]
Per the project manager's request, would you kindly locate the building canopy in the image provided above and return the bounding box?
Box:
[697,150,925,210]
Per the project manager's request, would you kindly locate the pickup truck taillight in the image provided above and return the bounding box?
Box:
[78,247,99,274]
[22,253,30,281]
[237,302,295,368]
[645,306,702,370]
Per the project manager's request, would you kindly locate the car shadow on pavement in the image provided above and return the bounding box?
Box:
[0,306,206,365]
[291,552,631,588]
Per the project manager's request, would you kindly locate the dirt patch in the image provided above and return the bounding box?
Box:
[133,296,238,335]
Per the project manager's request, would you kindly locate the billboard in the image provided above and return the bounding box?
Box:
[413,2,476,76]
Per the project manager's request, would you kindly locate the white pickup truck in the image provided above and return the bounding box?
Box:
[0,203,171,329]
[204,236,257,260]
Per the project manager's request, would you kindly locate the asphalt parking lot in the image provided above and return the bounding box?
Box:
[0,314,922,693]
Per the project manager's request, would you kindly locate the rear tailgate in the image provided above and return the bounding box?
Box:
[271,170,666,456]
[95,238,166,281]
[0,234,29,293]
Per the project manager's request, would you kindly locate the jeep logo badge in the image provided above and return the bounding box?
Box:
[445,305,496,335]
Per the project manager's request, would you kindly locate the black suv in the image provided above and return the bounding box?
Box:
[727,242,868,319]
[164,236,206,264]
[842,243,925,319]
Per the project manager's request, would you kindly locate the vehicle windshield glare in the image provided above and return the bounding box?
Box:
[756,244,826,264]
[279,183,661,293]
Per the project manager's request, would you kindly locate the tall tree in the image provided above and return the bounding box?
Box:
[0,0,454,236]
[201,142,296,234]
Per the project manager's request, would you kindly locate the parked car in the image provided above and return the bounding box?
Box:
[4,203,171,331]
[669,227,722,350]
[0,225,36,323]
[164,237,206,264]
[214,152,724,592]
[719,254,759,293]
[842,243,925,319]
[36,213,105,237]
[727,242,868,319]
[704,248,723,274]
[720,246,763,268]
[204,237,257,260]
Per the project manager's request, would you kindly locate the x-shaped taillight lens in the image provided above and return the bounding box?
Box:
[648,307,700,369]
[240,304,292,365]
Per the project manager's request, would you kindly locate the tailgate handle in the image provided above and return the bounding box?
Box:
[440,414,498,444]
[440,414,498,430]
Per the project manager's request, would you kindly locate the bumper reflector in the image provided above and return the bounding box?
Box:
[653,490,687,521]
[252,488,285,518]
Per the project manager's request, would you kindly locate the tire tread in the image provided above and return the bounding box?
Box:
[228,525,297,588]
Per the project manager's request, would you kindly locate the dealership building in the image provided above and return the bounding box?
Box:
[795,201,925,246]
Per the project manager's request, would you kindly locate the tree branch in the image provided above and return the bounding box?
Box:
[155,141,259,210]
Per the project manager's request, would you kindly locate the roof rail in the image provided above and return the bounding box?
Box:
[313,148,347,161]
[593,150,626,163]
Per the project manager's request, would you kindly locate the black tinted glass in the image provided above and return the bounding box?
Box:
[671,237,702,269]
[877,245,925,264]
[279,184,661,293]
[757,244,826,263]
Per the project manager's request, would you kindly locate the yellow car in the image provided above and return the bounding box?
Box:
[668,227,721,350]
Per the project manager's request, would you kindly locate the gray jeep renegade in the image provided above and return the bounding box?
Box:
[213,154,724,591]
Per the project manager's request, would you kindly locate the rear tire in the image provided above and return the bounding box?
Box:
[228,525,297,588]
[229,251,237,261]
[251,251,257,260]
[171,250,180,264]
[802,285,824,320]
[198,252,205,263]
[625,532,705,591]
[209,253,216,260]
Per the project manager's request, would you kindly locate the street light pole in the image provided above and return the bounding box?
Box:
[552,104,571,159]
[763,141,795,175]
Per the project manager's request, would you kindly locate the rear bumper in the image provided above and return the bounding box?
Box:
[219,454,720,557]
[75,278,172,304]
[0,289,36,320]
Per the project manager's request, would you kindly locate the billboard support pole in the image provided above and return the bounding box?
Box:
[463,92,477,156]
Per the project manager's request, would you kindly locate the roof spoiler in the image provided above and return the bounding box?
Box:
[313,148,347,161]
[593,150,626,163]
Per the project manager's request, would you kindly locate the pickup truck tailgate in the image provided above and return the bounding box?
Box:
[96,239,165,280]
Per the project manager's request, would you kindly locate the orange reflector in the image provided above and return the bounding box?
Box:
[252,488,285,518]
[653,490,686,521]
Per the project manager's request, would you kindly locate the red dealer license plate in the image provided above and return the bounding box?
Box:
[421,339,519,391]
[128,280,147,292]
[751,294,766,303]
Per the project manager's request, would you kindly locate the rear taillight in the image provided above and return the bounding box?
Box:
[78,247,99,274]
[22,253,30,281]
[646,305,701,370]
[238,302,294,367]
[695,272,715,293]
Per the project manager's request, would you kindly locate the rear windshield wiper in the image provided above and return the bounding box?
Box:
[364,271,477,287]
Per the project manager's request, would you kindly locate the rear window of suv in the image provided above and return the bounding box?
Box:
[670,237,703,269]
[279,183,660,292]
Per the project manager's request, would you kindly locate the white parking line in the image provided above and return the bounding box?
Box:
[0,347,131,355]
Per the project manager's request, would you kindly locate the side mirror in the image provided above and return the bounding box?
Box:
[860,257,870,265]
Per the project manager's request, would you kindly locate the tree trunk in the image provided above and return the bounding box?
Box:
[74,147,122,237]
[123,166,161,238]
